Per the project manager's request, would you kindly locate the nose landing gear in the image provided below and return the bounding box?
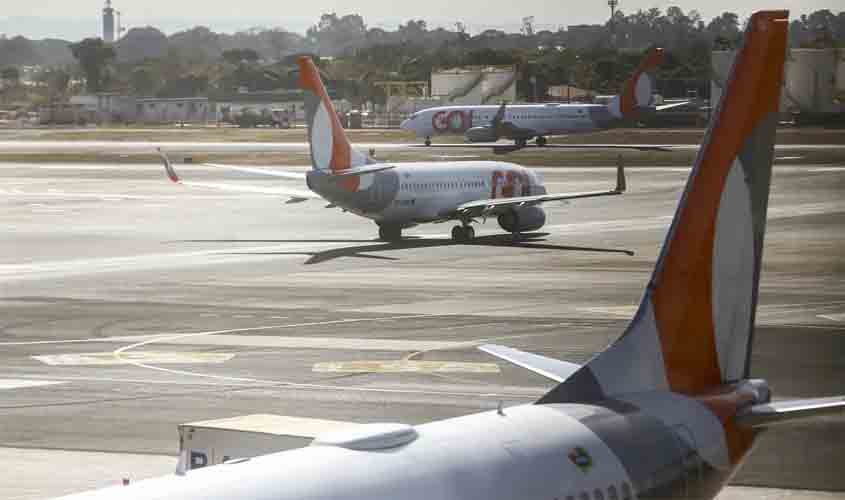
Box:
[424,137,432,146]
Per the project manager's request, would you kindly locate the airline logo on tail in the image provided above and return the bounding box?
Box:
[540,10,788,404]
[298,57,370,191]
[611,47,664,119]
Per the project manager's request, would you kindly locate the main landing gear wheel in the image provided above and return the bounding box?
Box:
[515,138,528,148]
[424,137,432,146]
[451,225,475,243]
[536,136,547,147]
[378,225,402,241]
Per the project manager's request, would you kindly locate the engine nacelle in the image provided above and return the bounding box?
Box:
[465,126,499,143]
[497,206,546,232]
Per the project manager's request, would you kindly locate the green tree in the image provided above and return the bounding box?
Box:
[222,48,260,65]
[0,66,20,87]
[130,67,160,96]
[69,38,116,92]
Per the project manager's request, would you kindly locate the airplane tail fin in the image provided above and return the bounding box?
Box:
[540,10,789,404]
[297,57,372,175]
[608,47,664,120]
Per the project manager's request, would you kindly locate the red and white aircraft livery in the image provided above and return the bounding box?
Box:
[401,48,680,147]
[159,57,627,242]
[61,12,844,500]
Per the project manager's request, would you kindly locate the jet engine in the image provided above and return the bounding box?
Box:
[464,126,499,143]
[497,206,546,232]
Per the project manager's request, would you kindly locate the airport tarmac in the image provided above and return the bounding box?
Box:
[0,160,843,498]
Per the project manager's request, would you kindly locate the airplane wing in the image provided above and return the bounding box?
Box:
[454,164,625,218]
[479,344,582,383]
[736,396,845,428]
[656,101,692,111]
[412,143,672,154]
[203,163,307,180]
[158,150,319,203]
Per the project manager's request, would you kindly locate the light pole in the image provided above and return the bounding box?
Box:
[608,0,619,48]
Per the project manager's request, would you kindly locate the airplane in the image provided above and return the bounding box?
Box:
[400,47,687,148]
[57,11,845,500]
[159,58,628,243]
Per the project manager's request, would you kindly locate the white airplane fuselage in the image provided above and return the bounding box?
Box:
[307,161,545,227]
[60,393,739,500]
[400,104,613,140]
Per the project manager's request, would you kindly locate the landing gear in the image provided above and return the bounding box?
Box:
[536,136,547,147]
[515,138,528,148]
[510,209,521,242]
[451,224,475,243]
[424,137,432,146]
[378,224,403,241]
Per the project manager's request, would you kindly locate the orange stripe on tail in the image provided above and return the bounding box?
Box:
[651,11,788,395]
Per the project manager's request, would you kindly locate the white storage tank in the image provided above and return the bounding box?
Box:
[432,66,517,105]
[712,48,842,114]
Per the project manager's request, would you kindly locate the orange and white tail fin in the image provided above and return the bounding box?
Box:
[541,10,789,404]
[297,57,371,173]
[608,47,664,119]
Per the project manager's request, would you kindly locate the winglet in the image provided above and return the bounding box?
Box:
[157,148,180,183]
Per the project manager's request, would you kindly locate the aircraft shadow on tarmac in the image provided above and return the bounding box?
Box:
[183,233,635,265]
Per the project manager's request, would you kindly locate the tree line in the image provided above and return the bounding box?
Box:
[0,7,842,106]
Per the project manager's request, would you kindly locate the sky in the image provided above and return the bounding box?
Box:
[1,0,841,40]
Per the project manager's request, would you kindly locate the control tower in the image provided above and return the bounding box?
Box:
[103,0,115,42]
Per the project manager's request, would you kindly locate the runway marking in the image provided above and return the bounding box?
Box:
[0,379,66,390]
[32,351,235,366]
[1,316,439,347]
[312,360,500,374]
[104,314,559,398]
[578,305,639,317]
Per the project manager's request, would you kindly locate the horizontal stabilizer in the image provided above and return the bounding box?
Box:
[479,344,581,383]
[411,143,672,153]
[736,396,845,428]
[327,164,395,179]
[157,149,318,202]
[656,101,692,111]
[203,163,307,180]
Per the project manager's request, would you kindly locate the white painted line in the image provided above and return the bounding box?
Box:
[578,305,639,317]
[0,379,66,390]
[818,313,845,322]
[313,360,500,374]
[150,334,465,352]
[32,351,235,366]
[0,315,437,347]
